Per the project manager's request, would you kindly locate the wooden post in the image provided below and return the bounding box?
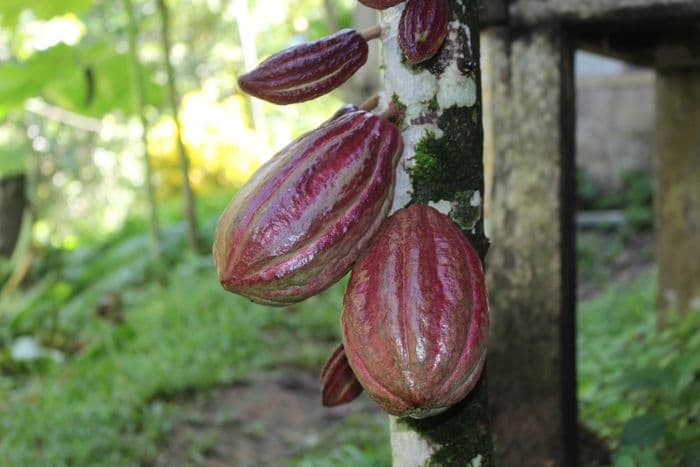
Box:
[654,68,700,317]
[380,1,494,465]
[481,26,578,466]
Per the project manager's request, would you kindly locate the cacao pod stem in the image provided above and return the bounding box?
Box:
[360,25,382,41]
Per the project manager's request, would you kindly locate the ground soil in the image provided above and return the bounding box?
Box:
[154,371,380,467]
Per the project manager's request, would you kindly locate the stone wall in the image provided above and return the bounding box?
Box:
[576,71,655,191]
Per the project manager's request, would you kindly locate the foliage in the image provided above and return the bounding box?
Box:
[578,270,700,466]
[292,411,391,467]
[577,231,626,284]
[577,167,654,232]
[0,0,93,28]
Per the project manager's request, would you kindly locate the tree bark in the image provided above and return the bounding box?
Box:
[381,1,493,464]
[123,0,163,267]
[654,68,700,317]
[481,26,578,466]
[0,174,26,258]
[156,0,200,252]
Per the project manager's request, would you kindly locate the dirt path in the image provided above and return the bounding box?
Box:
[156,371,380,466]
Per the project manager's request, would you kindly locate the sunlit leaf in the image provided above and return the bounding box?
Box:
[0,43,74,117]
[0,41,165,118]
[0,0,93,28]
[0,148,26,177]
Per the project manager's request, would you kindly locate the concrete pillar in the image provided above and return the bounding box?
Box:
[482,26,578,466]
[654,68,700,317]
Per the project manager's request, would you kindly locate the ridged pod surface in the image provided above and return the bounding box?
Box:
[237,29,368,105]
[342,205,489,418]
[320,343,364,407]
[213,110,403,306]
[358,0,404,9]
[398,0,448,64]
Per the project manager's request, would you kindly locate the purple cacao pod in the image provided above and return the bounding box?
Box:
[342,205,489,418]
[398,0,448,64]
[321,343,364,407]
[238,29,369,105]
[359,0,405,9]
[213,110,403,306]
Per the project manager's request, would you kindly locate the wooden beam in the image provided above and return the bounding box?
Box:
[509,0,700,25]
[479,0,508,26]
[575,20,700,68]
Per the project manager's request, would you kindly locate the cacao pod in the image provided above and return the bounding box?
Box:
[320,343,364,407]
[330,103,359,120]
[213,110,403,306]
[398,0,448,64]
[238,29,369,105]
[342,204,489,418]
[358,0,404,9]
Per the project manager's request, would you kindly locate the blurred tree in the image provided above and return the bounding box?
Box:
[233,0,267,139]
[0,174,26,258]
[123,0,163,267]
[156,0,200,252]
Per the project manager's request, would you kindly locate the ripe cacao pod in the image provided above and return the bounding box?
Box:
[358,0,404,9]
[342,205,489,418]
[238,29,369,105]
[398,0,448,64]
[213,110,403,306]
[320,343,364,407]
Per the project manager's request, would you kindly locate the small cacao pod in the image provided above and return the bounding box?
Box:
[358,0,404,9]
[320,343,364,407]
[342,205,489,418]
[238,29,369,105]
[213,110,403,306]
[398,0,448,64]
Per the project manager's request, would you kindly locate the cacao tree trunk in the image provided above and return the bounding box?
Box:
[156,0,200,252]
[381,1,494,464]
[0,174,26,258]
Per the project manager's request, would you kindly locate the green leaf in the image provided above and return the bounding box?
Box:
[623,367,673,393]
[0,42,165,118]
[0,44,74,117]
[0,0,93,28]
[619,414,666,447]
[0,149,26,177]
[684,445,700,467]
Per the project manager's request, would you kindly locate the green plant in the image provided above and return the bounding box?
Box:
[578,269,700,466]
